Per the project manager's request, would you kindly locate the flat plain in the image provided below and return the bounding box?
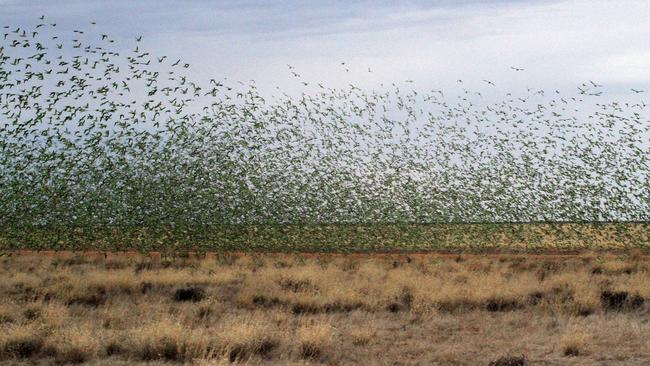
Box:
[1,251,648,365]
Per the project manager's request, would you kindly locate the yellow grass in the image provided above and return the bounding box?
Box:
[0,252,648,364]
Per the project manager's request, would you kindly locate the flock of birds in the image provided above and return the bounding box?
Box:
[1,17,649,249]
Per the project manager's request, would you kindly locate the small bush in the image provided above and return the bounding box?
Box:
[297,323,333,360]
[560,329,587,357]
[488,355,528,366]
[104,341,125,356]
[600,291,644,311]
[173,287,205,302]
[348,329,374,346]
[228,339,277,362]
[485,298,521,312]
[140,282,153,294]
[219,319,279,362]
[129,322,201,362]
[55,346,89,364]
[279,278,314,293]
[1,336,44,359]
[527,291,544,305]
[0,314,14,324]
[291,302,320,315]
[387,302,403,312]
[67,288,107,307]
[23,308,41,321]
[48,326,99,365]
[252,295,282,308]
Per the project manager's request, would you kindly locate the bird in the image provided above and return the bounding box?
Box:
[1,13,647,254]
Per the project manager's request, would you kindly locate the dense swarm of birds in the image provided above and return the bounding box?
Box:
[0,17,649,251]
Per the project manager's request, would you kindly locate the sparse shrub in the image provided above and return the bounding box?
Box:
[215,253,238,266]
[388,287,413,312]
[0,314,14,324]
[279,278,314,292]
[135,262,154,273]
[600,290,644,311]
[563,344,580,357]
[140,281,153,294]
[488,355,528,366]
[485,297,521,312]
[49,326,99,365]
[292,301,320,315]
[436,298,480,313]
[348,329,374,346]
[23,307,41,321]
[197,305,213,319]
[104,260,128,270]
[527,291,544,305]
[297,323,333,360]
[130,320,215,362]
[0,330,44,359]
[173,287,205,302]
[55,346,89,364]
[67,287,107,307]
[560,328,588,357]
[323,301,363,313]
[252,295,282,308]
[137,335,180,361]
[219,319,279,362]
[591,262,635,276]
[387,302,403,312]
[104,340,125,356]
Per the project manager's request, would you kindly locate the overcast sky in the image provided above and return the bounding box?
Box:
[2,0,650,97]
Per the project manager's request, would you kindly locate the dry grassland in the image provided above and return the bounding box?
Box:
[0,251,649,365]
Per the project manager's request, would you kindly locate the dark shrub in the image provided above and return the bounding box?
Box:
[140,282,153,294]
[252,295,281,308]
[2,337,43,358]
[104,341,124,356]
[172,287,205,302]
[485,298,520,312]
[387,302,402,312]
[67,288,107,307]
[488,355,528,366]
[601,291,644,311]
[23,308,40,321]
[55,347,88,364]
[292,302,320,315]
[300,343,321,359]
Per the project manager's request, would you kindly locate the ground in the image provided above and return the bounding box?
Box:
[0,251,648,365]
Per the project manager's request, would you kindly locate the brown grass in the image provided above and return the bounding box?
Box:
[0,251,649,364]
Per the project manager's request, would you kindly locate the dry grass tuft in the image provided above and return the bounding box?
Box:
[0,326,45,360]
[218,318,280,362]
[129,319,214,362]
[49,326,99,364]
[560,327,588,357]
[297,322,333,360]
[0,252,648,364]
[347,328,375,346]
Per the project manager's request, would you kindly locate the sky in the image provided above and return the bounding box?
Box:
[2,0,650,97]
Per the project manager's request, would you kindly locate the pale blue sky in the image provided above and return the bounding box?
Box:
[2,0,650,96]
